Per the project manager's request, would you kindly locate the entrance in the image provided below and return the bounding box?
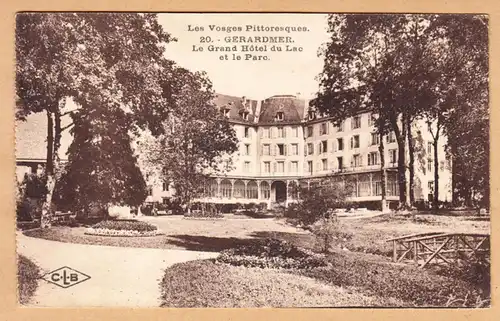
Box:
[272,181,287,203]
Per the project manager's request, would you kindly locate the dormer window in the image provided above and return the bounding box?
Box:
[308,110,316,120]
[221,105,231,118]
[240,111,249,121]
[276,112,284,121]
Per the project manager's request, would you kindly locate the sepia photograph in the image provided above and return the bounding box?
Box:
[14,12,490,308]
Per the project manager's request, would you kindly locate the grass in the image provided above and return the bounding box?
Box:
[17,255,40,305]
[160,259,403,307]
[24,216,306,251]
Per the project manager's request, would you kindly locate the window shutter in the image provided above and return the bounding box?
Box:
[288,161,291,172]
[326,123,330,134]
[248,128,252,138]
[283,127,287,138]
[304,145,308,156]
[333,141,337,152]
[360,155,364,166]
[260,144,263,156]
[273,162,277,173]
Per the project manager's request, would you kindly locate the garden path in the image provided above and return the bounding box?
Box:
[16,232,218,307]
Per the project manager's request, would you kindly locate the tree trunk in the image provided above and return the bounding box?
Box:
[378,131,388,212]
[394,117,407,209]
[433,135,440,211]
[41,110,54,228]
[407,119,415,206]
[40,99,66,228]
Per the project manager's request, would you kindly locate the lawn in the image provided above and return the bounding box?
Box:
[23,212,490,307]
[160,259,404,307]
[23,215,308,251]
[17,255,40,305]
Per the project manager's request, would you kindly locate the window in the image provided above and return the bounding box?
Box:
[368,152,379,166]
[428,181,434,191]
[290,161,298,173]
[222,108,230,117]
[308,111,316,120]
[306,125,313,138]
[147,186,153,196]
[352,116,361,129]
[244,144,250,156]
[307,143,314,155]
[244,161,251,173]
[277,126,284,138]
[291,143,298,155]
[263,128,270,138]
[277,144,285,156]
[371,132,380,146]
[337,157,343,170]
[263,144,270,156]
[387,132,396,143]
[162,197,170,205]
[350,135,360,149]
[162,181,169,192]
[322,159,328,171]
[427,142,433,155]
[241,111,249,121]
[244,127,250,138]
[389,149,397,164]
[276,161,285,173]
[368,113,377,126]
[320,123,328,135]
[321,140,328,153]
[307,161,313,174]
[337,138,344,151]
[263,162,271,173]
[338,121,344,132]
[276,112,284,121]
[427,159,433,172]
[291,126,298,137]
[352,154,362,167]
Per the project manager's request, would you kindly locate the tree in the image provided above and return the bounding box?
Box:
[16,13,175,227]
[137,67,239,212]
[424,15,489,209]
[285,177,354,226]
[311,14,414,208]
[59,106,148,219]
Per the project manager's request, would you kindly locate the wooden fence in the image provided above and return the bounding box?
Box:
[387,232,490,268]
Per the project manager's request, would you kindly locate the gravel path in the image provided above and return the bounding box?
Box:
[16,233,218,307]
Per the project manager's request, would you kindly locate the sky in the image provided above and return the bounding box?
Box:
[158,13,331,100]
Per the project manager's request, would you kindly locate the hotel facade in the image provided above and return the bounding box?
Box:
[148,93,453,209]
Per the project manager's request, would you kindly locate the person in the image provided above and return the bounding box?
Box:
[152,203,158,216]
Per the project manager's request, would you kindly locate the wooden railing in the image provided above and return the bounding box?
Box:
[387,232,490,268]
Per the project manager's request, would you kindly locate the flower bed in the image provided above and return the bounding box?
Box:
[85,219,163,237]
[217,238,328,270]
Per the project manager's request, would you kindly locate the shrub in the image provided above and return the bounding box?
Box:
[217,238,328,270]
[310,216,340,253]
[18,255,40,305]
[85,219,162,236]
[285,178,353,226]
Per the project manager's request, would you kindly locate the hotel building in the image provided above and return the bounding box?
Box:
[148,93,453,209]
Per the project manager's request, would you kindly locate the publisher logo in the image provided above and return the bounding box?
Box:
[42,266,91,288]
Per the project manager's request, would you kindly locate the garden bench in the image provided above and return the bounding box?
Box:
[53,211,75,224]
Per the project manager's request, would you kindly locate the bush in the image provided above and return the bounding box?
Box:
[18,255,40,305]
[217,238,328,270]
[310,216,340,253]
[85,219,162,237]
[91,219,157,232]
[285,178,352,226]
